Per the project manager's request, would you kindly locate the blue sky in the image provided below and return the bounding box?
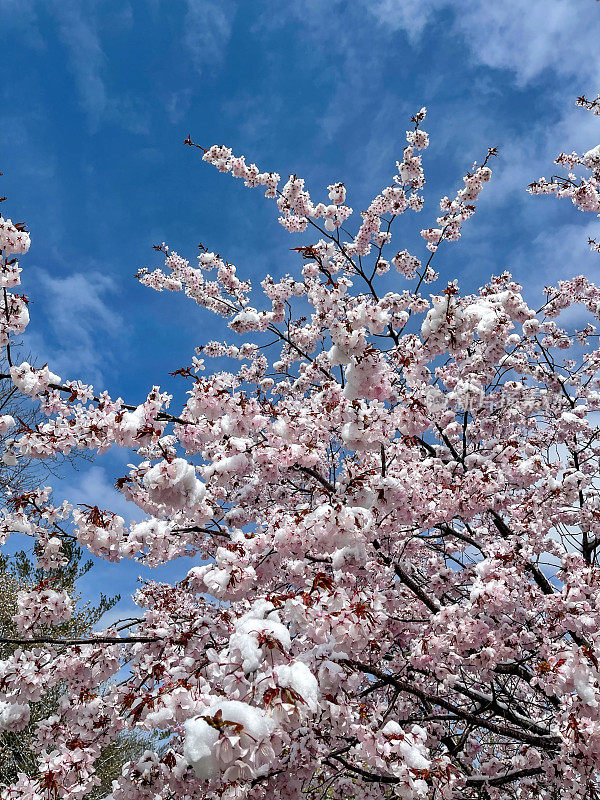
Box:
[2,0,600,621]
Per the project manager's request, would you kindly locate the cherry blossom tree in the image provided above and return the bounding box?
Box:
[1,94,600,800]
[0,348,162,790]
[0,546,163,798]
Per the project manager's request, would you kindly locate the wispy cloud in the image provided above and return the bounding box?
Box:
[183,0,238,75]
[58,464,141,521]
[0,0,44,48]
[166,88,193,125]
[453,1,600,89]
[520,220,600,288]
[360,0,445,44]
[94,603,141,631]
[365,0,600,88]
[26,268,124,387]
[488,113,600,216]
[29,1,145,132]
[49,0,108,127]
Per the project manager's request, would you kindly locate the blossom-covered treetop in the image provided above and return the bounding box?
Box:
[1,94,600,800]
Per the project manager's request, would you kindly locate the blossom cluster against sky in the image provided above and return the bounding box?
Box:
[2,0,600,617]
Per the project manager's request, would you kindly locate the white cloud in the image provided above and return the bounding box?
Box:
[32,1,145,132]
[521,219,600,287]
[454,1,600,88]
[166,88,193,124]
[58,464,141,522]
[27,268,124,387]
[0,0,44,48]
[463,96,600,216]
[364,0,600,88]
[184,0,238,75]
[49,0,108,127]
[361,0,445,43]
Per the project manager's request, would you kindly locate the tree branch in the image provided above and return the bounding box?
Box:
[341,659,560,751]
[0,636,160,646]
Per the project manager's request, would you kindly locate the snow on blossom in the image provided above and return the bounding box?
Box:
[0,414,15,435]
[273,661,319,712]
[379,721,431,771]
[583,144,600,174]
[10,362,61,397]
[0,700,30,732]
[184,700,275,780]
[142,457,205,510]
[228,600,291,673]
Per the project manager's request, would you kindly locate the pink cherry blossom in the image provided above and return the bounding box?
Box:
[1,96,600,800]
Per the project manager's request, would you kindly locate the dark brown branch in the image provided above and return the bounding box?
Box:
[325,754,398,785]
[0,636,160,646]
[0,374,190,426]
[372,539,440,613]
[294,465,336,494]
[392,562,441,613]
[434,523,482,551]
[489,510,557,595]
[342,659,560,751]
[466,767,544,787]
